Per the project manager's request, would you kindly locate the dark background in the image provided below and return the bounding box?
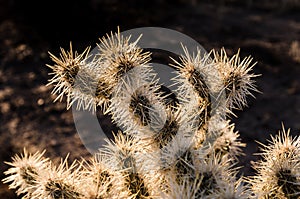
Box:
[1,0,300,197]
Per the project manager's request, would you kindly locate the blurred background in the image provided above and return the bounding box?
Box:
[0,0,299,197]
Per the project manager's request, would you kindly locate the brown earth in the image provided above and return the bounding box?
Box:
[0,1,300,198]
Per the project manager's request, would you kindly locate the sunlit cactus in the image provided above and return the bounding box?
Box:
[3,28,299,199]
[2,149,49,198]
[248,125,300,198]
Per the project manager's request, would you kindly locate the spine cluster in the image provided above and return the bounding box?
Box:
[3,28,300,199]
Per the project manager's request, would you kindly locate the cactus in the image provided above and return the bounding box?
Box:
[3,28,300,199]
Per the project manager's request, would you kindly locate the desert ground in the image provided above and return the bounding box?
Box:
[0,0,300,198]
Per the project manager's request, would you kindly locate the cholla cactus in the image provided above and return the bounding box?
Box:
[3,28,299,199]
[31,155,83,199]
[248,125,300,198]
[2,149,49,198]
[212,48,259,112]
[46,43,92,110]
